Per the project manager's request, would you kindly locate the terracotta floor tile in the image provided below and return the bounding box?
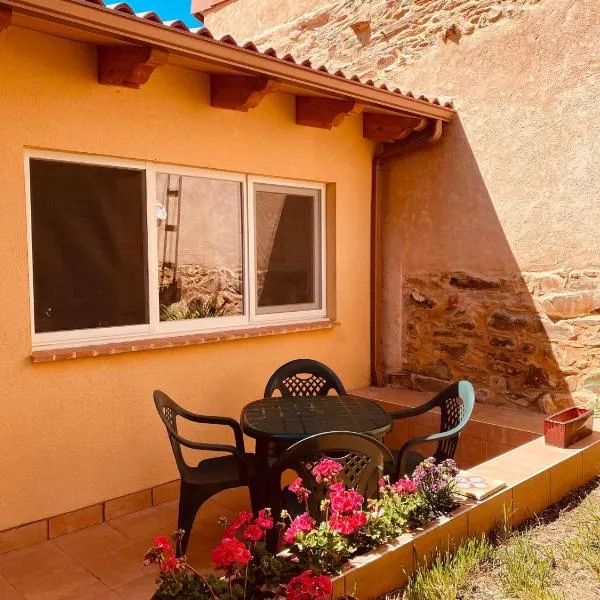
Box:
[210,488,252,512]
[75,544,149,589]
[12,566,99,600]
[0,542,73,583]
[112,572,158,600]
[53,524,130,559]
[106,507,176,545]
[54,579,119,600]
[0,574,23,599]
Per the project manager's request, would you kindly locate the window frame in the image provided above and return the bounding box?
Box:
[248,176,327,324]
[25,150,328,350]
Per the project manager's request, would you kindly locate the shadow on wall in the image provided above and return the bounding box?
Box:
[381,116,598,414]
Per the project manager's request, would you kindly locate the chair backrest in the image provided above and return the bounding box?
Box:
[264,359,347,398]
[270,431,394,516]
[432,380,475,461]
[153,390,189,478]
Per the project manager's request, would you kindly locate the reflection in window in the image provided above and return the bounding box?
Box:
[254,184,321,314]
[157,174,244,321]
[29,159,148,333]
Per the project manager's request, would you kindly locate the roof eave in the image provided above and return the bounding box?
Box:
[3,0,455,122]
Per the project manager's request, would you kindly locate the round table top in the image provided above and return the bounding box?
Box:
[240,394,392,441]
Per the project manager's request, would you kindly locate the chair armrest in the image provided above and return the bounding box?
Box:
[174,406,246,453]
[390,402,435,420]
[396,425,463,467]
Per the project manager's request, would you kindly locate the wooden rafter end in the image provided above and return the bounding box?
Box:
[296,96,358,129]
[98,46,169,89]
[363,112,423,142]
[210,75,276,111]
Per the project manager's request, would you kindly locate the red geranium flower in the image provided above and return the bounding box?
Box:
[256,508,273,530]
[283,512,316,544]
[286,570,333,600]
[211,537,251,570]
[328,510,367,535]
[152,536,172,552]
[243,523,264,541]
[312,459,343,483]
[289,477,311,503]
[222,510,254,538]
[329,487,364,514]
[392,478,418,495]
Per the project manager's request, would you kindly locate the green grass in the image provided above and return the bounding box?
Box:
[497,534,562,600]
[401,537,492,600]
[384,479,600,600]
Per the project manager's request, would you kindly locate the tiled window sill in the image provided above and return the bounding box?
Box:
[31,319,338,363]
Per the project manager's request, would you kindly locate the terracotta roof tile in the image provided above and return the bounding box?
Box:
[80,0,454,109]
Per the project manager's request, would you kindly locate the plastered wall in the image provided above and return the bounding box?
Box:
[0,26,374,530]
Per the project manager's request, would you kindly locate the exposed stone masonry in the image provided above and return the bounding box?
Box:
[207,0,542,88]
[389,270,600,413]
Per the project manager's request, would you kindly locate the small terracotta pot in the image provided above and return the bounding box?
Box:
[544,407,593,448]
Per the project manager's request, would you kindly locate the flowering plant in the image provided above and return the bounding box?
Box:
[412,457,459,516]
[285,570,333,600]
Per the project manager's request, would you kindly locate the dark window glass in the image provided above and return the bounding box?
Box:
[255,185,321,313]
[30,159,148,333]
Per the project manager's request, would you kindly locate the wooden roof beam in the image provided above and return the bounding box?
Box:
[97,46,168,89]
[363,113,424,142]
[0,6,11,34]
[296,96,360,129]
[210,75,276,111]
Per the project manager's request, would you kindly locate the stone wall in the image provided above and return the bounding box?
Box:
[203,0,542,87]
[390,270,600,413]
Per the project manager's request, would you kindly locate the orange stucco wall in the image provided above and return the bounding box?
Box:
[0,26,374,531]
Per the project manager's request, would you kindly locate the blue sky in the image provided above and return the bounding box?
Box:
[125,0,201,27]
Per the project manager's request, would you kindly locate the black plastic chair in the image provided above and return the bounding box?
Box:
[264,359,347,398]
[389,380,475,480]
[267,431,394,549]
[153,390,258,555]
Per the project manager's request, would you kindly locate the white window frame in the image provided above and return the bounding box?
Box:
[25,150,328,350]
[248,176,327,324]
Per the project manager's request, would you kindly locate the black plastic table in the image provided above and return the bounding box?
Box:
[240,394,392,511]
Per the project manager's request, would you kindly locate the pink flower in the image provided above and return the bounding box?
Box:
[378,477,387,490]
[392,478,418,495]
[283,512,316,545]
[286,570,333,600]
[243,523,264,541]
[211,537,251,570]
[289,477,311,503]
[312,458,343,483]
[328,510,367,535]
[256,508,273,530]
[330,487,364,514]
[289,477,304,493]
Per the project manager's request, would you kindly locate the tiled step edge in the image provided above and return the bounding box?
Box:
[330,430,600,599]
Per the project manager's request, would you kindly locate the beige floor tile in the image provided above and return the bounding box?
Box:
[53,524,130,559]
[106,507,176,545]
[112,572,159,600]
[54,579,119,600]
[12,566,99,600]
[210,487,252,512]
[0,542,73,583]
[75,544,149,589]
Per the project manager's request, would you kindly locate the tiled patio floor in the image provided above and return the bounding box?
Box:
[0,488,252,600]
